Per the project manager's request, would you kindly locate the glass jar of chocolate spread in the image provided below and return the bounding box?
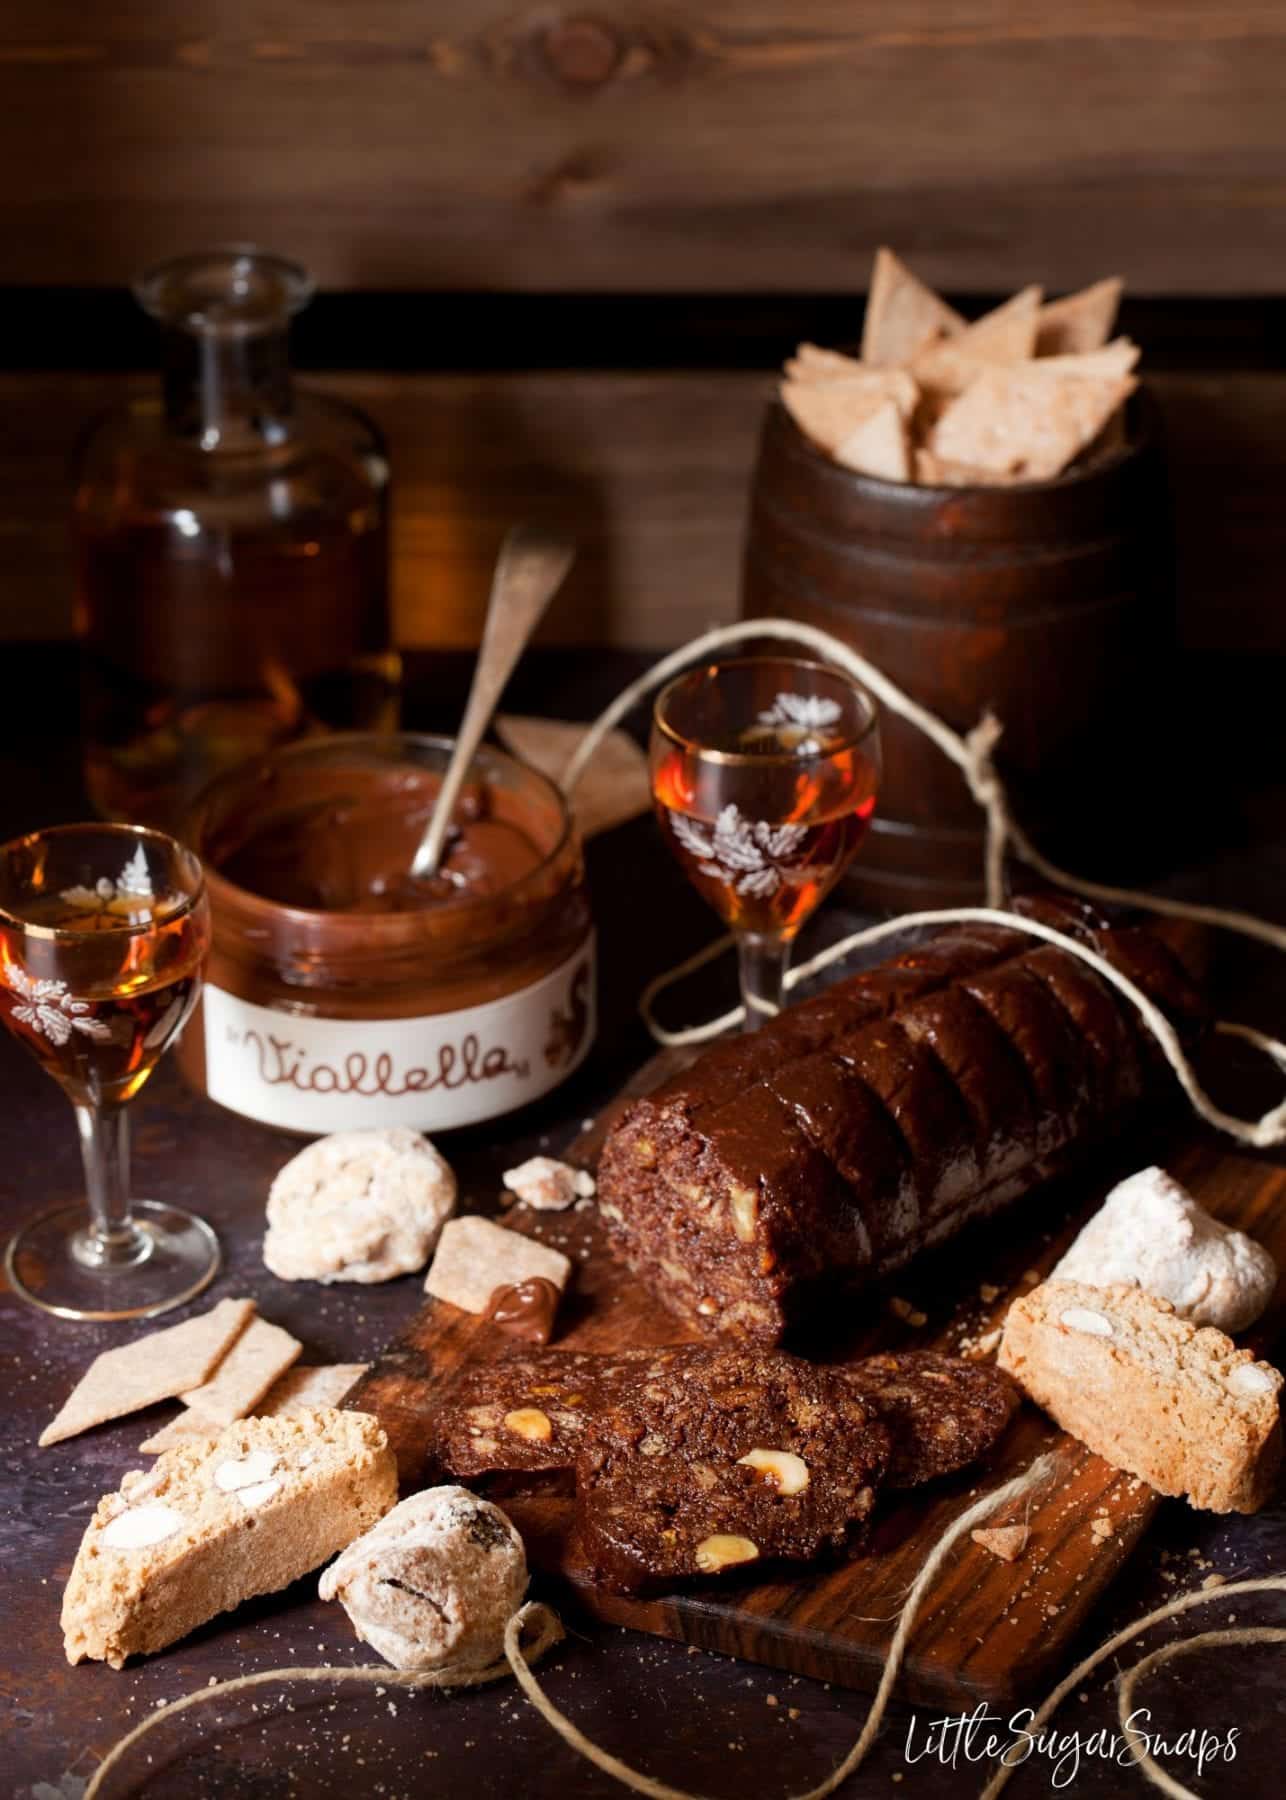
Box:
[179,734,594,1134]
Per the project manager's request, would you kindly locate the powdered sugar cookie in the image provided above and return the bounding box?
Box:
[320,1487,527,1672]
[264,1128,456,1284]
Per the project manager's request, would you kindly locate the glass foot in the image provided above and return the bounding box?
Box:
[5,1199,220,1321]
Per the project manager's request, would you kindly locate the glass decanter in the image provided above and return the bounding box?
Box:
[72,248,399,834]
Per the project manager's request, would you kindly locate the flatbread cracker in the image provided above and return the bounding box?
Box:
[257,1362,369,1416]
[138,1411,224,1455]
[956,284,1042,360]
[781,372,917,455]
[912,286,1042,396]
[861,247,965,366]
[425,1215,571,1315]
[140,1363,369,1452]
[1036,277,1123,356]
[783,343,867,384]
[914,449,1015,488]
[495,715,649,840]
[1034,337,1140,381]
[180,1316,302,1425]
[39,1297,256,1447]
[928,365,1137,481]
[834,398,910,482]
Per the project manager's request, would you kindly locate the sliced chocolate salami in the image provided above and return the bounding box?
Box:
[574,1346,890,1595]
[839,1350,1020,1487]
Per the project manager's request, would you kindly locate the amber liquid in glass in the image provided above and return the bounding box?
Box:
[653,742,878,937]
[76,468,395,828]
[73,251,397,832]
[0,892,207,1105]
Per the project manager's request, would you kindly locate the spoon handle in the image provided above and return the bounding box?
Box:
[412,524,576,879]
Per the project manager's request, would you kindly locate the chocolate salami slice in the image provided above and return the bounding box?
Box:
[574,1347,890,1595]
[433,1347,689,1478]
[838,1351,1020,1487]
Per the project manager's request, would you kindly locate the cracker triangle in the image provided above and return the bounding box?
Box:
[1036,277,1123,355]
[861,248,965,366]
[958,285,1042,360]
[928,365,1137,481]
[1035,337,1139,381]
[913,285,1042,396]
[39,1297,256,1447]
[784,343,868,384]
[782,371,917,454]
[833,398,910,482]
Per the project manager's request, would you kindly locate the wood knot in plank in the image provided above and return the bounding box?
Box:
[538,15,623,89]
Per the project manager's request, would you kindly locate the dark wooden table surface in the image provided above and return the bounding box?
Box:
[4,646,1286,1800]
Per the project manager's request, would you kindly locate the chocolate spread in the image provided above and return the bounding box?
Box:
[181,735,594,1120]
[212,763,545,913]
[482,1276,562,1345]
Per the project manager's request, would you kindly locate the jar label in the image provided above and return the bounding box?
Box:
[202,938,595,1134]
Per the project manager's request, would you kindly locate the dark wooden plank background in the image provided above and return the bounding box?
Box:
[3,2,1286,294]
[3,3,1286,650]
[4,369,1286,648]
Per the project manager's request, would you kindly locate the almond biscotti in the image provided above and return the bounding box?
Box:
[998,1280,1282,1512]
[62,1407,397,1667]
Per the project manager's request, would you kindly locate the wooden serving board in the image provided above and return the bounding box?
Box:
[347,1062,1286,1708]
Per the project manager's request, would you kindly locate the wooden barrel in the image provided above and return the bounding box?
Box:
[741,396,1174,910]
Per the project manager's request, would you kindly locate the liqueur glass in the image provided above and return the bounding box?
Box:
[0,824,217,1319]
[651,656,881,1030]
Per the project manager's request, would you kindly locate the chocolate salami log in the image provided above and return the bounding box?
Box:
[598,899,1204,1343]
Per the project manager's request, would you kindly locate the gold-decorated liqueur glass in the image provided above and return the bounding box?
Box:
[651,656,881,1029]
[0,823,217,1319]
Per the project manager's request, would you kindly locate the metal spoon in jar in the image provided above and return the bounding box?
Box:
[410,522,577,881]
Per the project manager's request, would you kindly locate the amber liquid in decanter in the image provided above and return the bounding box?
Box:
[0,889,208,1105]
[653,743,878,936]
[73,250,397,832]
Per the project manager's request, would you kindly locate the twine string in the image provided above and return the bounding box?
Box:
[564,617,1286,1147]
[79,621,1286,1797]
[501,1454,1057,1800]
[977,1576,1286,1800]
[81,1602,564,1800]
[1113,1626,1286,1800]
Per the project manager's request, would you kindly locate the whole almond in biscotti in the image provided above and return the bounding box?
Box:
[61,1407,397,1667]
[1051,1166,1276,1332]
[839,1351,1020,1487]
[998,1280,1282,1512]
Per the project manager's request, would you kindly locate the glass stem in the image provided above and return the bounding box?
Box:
[74,1103,146,1265]
[737,933,790,1032]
